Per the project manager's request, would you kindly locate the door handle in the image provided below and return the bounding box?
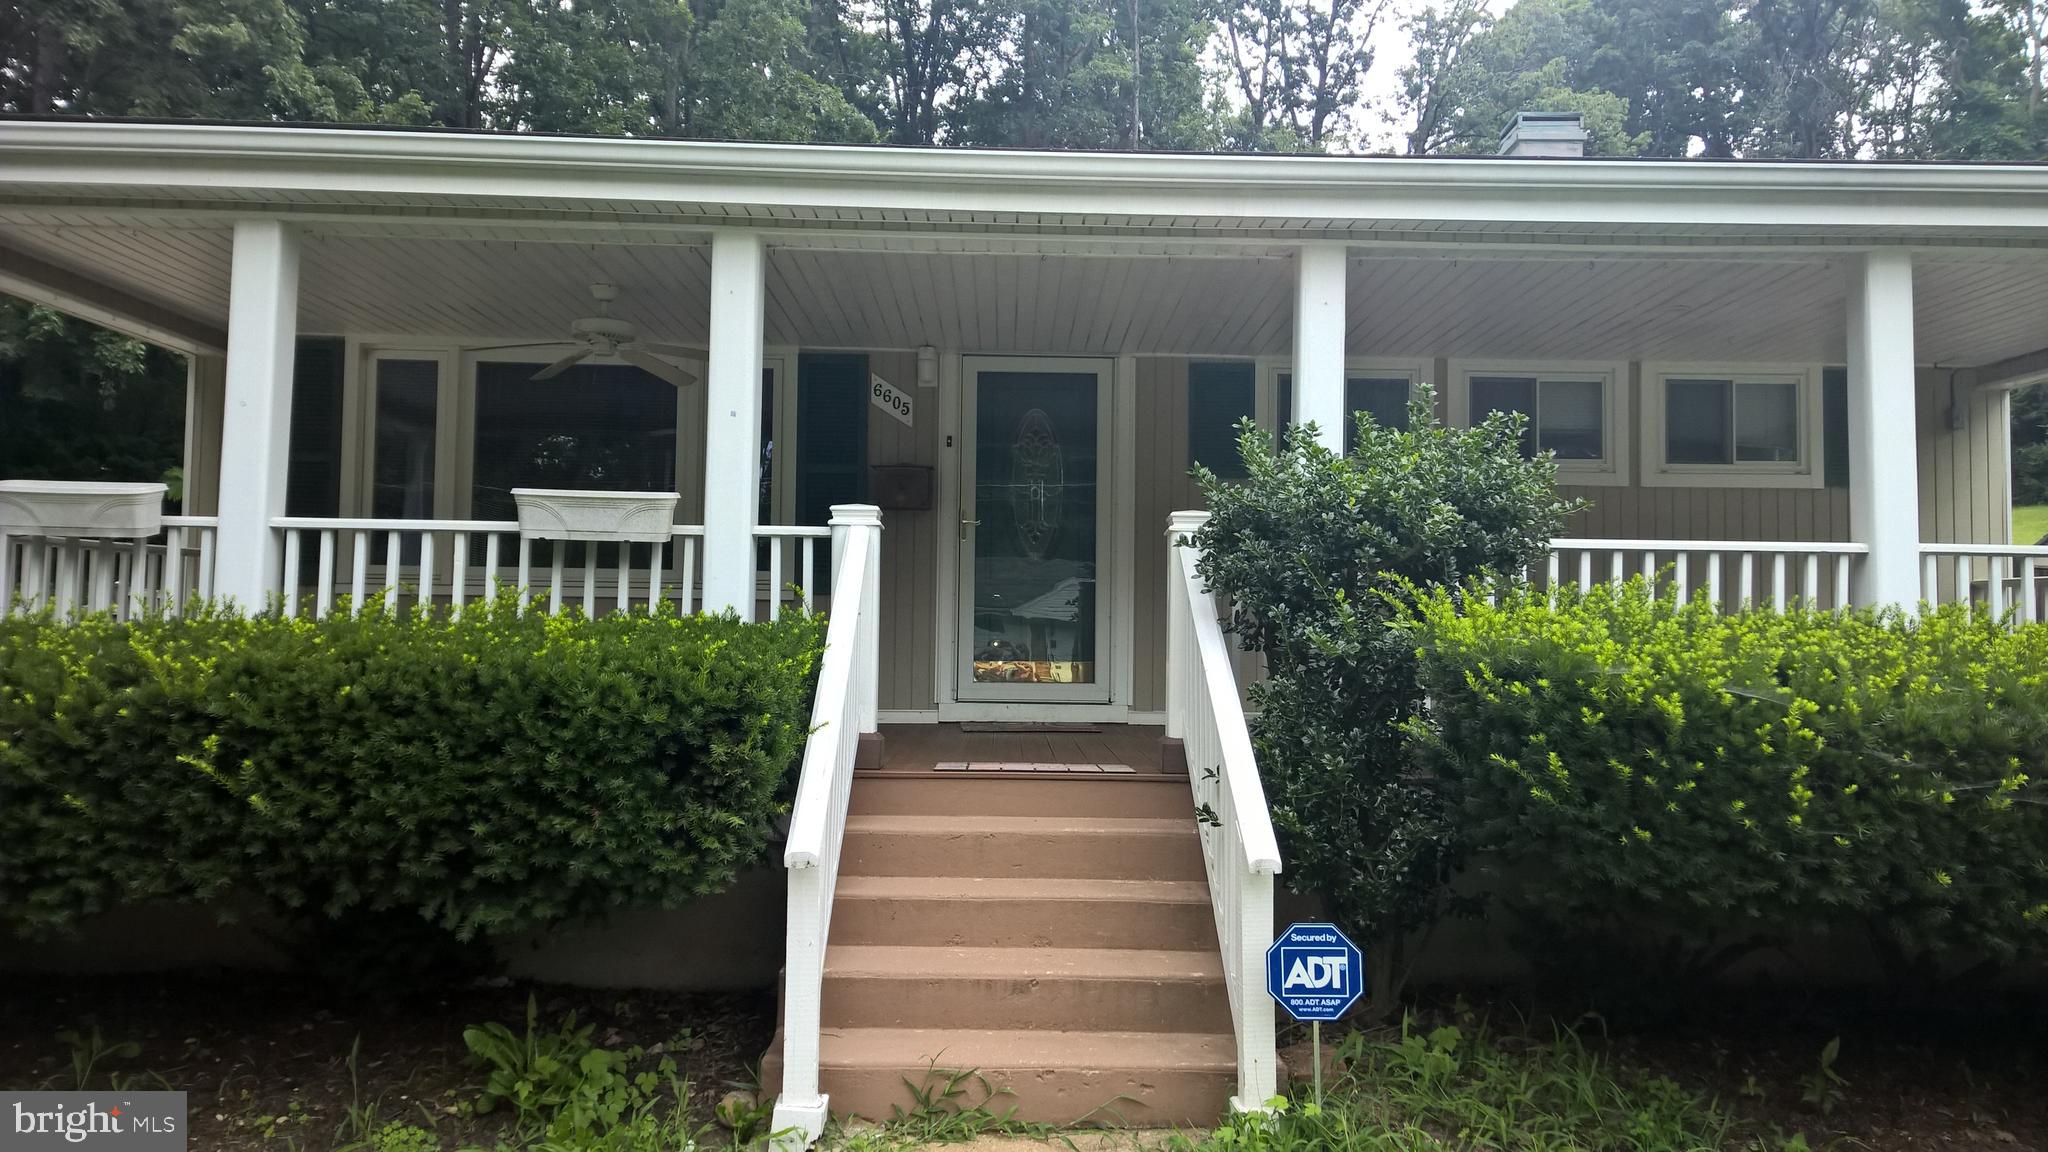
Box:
[960,518,980,541]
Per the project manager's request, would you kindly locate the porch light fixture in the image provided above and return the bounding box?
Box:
[918,345,938,388]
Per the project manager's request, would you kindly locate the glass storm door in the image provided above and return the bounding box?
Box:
[958,357,1113,704]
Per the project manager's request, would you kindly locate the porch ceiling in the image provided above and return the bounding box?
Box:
[1,216,2045,366]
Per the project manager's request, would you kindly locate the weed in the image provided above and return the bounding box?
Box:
[53,1026,140,1091]
[1798,1038,1848,1116]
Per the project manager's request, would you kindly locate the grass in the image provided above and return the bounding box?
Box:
[1163,1016,1757,1152]
[2015,504,2048,545]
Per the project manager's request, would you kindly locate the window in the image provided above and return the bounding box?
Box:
[371,357,440,563]
[1188,361,1255,477]
[1451,362,1627,486]
[796,354,870,582]
[1645,365,1821,487]
[471,362,680,521]
[1272,362,1422,454]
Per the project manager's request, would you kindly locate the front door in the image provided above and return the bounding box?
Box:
[957,357,1113,704]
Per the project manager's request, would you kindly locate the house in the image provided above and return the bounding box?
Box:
[2,112,2046,1140]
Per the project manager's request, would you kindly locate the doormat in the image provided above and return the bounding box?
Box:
[958,722,1103,733]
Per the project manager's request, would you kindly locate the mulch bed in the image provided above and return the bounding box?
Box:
[0,974,776,1150]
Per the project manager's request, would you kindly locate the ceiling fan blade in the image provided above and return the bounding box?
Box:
[465,341,574,353]
[620,346,699,388]
[531,348,591,381]
[642,342,703,357]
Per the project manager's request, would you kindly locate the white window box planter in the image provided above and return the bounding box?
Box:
[0,480,167,539]
[512,489,680,542]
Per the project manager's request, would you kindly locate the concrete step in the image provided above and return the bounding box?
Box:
[831,875,1216,950]
[850,773,1193,820]
[821,945,1231,1033]
[840,814,1207,881]
[789,1027,1238,1127]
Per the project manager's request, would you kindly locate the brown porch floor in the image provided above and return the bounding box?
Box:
[876,723,1169,774]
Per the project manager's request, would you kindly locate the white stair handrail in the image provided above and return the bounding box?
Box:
[772,503,883,1149]
[1164,510,1282,1114]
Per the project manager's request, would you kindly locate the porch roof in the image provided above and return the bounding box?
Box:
[5,119,2048,244]
[1,120,2047,369]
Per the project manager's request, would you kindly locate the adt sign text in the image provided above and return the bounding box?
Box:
[1265,921,1364,1021]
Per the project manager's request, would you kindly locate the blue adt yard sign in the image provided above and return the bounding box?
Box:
[1266,921,1364,1021]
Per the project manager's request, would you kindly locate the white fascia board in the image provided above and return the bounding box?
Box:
[6,122,2048,237]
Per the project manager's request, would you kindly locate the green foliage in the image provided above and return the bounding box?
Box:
[1190,393,1578,998]
[1170,1016,1738,1152]
[0,301,187,502]
[0,595,823,945]
[54,1026,142,1091]
[1408,581,2048,978]
[462,994,720,1149]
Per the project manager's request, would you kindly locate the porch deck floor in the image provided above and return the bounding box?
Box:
[876,723,1168,774]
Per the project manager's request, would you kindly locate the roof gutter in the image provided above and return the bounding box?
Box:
[4,122,2048,236]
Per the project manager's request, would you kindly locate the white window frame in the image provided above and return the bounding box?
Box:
[1256,357,1432,443]
[357,347,460,521]
[1448,359,1630,487]
[1642,362,1824,489]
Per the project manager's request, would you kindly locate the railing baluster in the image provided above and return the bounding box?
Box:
[617,542,633,614]
[164,527,185,616]
[1803,554,1819,609]
[384,531,402,613]
[451,531,469,617]
[550,545,565,616]
[126,538,149,619]
[582,548,597,616]
[1705,552,1721,612]
[351,530,369,616]
[1642,550,1657,595]
[1771,553,1787,611]
[769,536,785,615]
[1545,553,1560,606]
[282,528,302,618]
[1922,553,1938,606]
[1989,555,2008,620]
[1674,552,1689,602]
[648,539,663,612]
[1609,549,1624,589]
[88,542,115,613]
[0,531,11,614]
[1836,553,1852,612]
[417,531,436,616]
[2022,557,2038,625]
[802,537,816,614]
[1738,552,1753,608]
[316,529,336,619]
[1577,550,1592,592]
[485,532,503,603]
[518,537,534,614]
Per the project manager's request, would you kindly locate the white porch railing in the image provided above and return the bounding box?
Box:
[269,518,830,618]
[1920,544,2048,620]
[1163,511,1282,1114]
[772,504,883,1148]
[1544,538,1870,612]
[1,516,219,618]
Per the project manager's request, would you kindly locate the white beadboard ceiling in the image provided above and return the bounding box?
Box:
[1,220,2044,365]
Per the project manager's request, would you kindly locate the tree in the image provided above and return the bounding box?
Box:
[1190,397,1578,1016]
[0,303,188,498]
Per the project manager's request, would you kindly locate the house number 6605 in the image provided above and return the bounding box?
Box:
[870,375,914,427]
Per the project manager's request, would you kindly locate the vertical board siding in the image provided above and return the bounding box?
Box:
[867,350,942,712]
[1915,365,2009,546]
[1132,357,1199,715]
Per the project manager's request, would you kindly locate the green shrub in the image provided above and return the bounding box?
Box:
[1191,393,1578,1004]
[0,596,823,943]
[1407,581,2048,978]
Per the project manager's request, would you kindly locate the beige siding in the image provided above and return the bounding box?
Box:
[182,353,225,516]
[1131,357,1200,714]
[1917,366,2010,546]
[867,350,943,712]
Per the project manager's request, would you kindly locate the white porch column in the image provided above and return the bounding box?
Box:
[213,220,300,609]
[703,230,768,618]
[1292,243,1348,451]
[1846,250,1922,609]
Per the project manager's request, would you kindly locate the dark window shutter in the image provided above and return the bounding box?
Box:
[1823,366,1849,488]
[286,338,345,517]
[796,354,869,583]
[1188,361,1256,478]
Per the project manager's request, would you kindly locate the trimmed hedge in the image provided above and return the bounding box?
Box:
[1408,582,2048,973]
[0,597,824,940]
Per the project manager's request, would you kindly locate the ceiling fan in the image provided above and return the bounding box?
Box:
[469,283,699,388]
